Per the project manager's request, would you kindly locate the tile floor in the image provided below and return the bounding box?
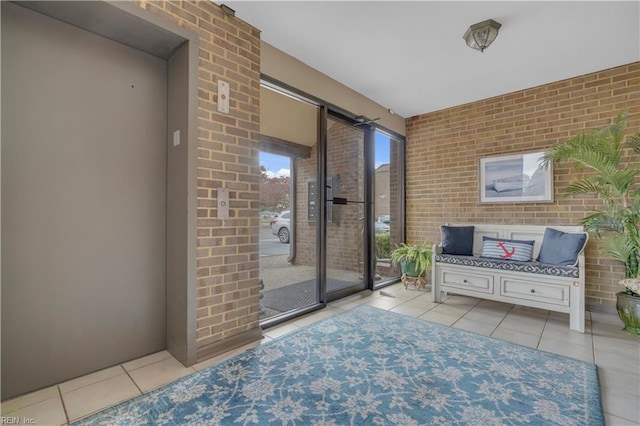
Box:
[2,283,639,425]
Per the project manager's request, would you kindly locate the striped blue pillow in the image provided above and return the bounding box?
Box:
[481,236,535,262]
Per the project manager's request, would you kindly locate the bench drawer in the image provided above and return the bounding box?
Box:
[440,269,493,294]
[500,277,570,306]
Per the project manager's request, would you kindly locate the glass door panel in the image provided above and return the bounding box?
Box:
[259,148,318,321]
[374,132,403,284]
[325,117,367,300]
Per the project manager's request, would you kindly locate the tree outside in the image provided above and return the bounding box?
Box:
[260,165,290,213]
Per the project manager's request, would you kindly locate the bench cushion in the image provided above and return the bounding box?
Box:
[435,254,579,278]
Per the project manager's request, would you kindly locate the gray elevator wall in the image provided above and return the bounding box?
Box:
[2,3,167,399]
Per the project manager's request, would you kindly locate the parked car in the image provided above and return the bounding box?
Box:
[375,221,390,234]
[377,215,390,225]
[260,210,278,219]
[271,211,291,243]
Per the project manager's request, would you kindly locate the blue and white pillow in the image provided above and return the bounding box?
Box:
[481,236,535,262]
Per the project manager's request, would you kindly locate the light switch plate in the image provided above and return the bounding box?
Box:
[173,129,180,146]
[217,80,230,113]
[217,188,229,219]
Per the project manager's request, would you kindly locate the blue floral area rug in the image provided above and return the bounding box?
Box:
[73,305,604,425]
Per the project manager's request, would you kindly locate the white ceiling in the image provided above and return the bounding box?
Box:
[226,1,640,118]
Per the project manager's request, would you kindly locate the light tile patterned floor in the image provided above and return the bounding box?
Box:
[2,283,639,425]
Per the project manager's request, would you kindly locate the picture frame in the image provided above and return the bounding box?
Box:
[479,151,553,204]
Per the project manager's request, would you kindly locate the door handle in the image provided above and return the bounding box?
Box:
[327,198,368,205]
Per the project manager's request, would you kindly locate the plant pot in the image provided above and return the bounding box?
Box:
[616,291,640,336]
[400,259,429,290]
[401,260,424,278]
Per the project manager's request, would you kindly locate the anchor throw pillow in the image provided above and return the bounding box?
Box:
[480,236,535,262]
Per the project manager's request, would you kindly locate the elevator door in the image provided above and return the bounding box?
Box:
[2,3,167,399]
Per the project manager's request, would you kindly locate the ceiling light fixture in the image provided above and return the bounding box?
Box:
[463,19,501,52]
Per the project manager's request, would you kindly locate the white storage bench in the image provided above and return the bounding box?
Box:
[431,224,587,333]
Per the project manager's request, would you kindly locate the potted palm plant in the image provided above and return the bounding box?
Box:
[391,242,433,289]
[542,111,640,335]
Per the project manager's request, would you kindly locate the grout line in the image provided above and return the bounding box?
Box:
[123,352,174,374]
[58,365,129,396]
[536,311,552,349]
[436,296,481,327]
[450,316,462,327]
[56,366,147,423]
[489,304,515,338]
[1,391,58,417]
[57,386,70,426]
[590,317,599,365]
[459,307,506,335]
[123,364,144,395]
[451,299,495,333]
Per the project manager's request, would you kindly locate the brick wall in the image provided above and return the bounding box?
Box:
[294,144,317,266]
[137,1,261,358]
[405,62,640,309]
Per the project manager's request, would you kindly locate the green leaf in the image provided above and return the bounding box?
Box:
[625,132,640,155]
[390,242,433,275]
[539,110,639,275]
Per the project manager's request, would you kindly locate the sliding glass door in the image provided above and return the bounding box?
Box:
[258,79,405,327]
[258,82,320,324]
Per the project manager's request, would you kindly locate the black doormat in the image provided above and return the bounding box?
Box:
[261,278,360,313]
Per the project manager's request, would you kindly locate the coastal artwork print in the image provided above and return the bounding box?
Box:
[479,151,553,203]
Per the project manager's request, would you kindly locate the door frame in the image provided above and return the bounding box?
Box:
[259,76,406,328]
[8,1,201,368]
[322,110,374,302]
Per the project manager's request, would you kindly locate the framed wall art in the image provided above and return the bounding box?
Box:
[479,151,553,203]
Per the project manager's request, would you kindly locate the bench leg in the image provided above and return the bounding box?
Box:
[570,281,585,333]
[432,282,441,303]
[569,311,585,333]
[431,265,441,303]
